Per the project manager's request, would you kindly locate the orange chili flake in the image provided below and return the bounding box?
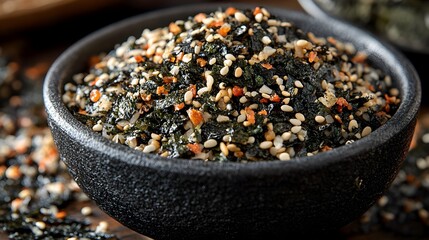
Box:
[207,21,224,28]
[156,86,168,95]
[189,84,197,97]
[351,52,368,63]
[261,63,273,70]
[187,143,202,154]
[56,211,67,219]
[253,7,262,15]
[327,36,337,45]
[217,24,231,37]
[194,13,207,23]
[245,107,256,125]
[90,89,101,102]
[308,51,317,63]
[169,22,181,35]
[174,102,185,111]
[270,94,281,103]
[259,98,269,104]
[232,86,244,97]
[258,109,268,115]
[134,55,144,63]
[225,7,237,16]
[196,58,207,67]
[187,109,204,126]
[78,109,88,115]
[336,97,352,112]
[321,145,332,152]
[163,76,177,84]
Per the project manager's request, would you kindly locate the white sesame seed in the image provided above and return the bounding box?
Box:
[209,58,216,65]
[278,152,290,161]
[223,135,232,142]
[361,126,372,137]
[143,145,156,153]
[315,115,325,123]
[291,126,302,134]
[259,141,273,149]
[294,80,304,88]
[289,118,301,126]
[273,136,283,148]
[182,53,193,63]
[184,90,193,103]
[194,45,201,54]
[280,105,293,112]
[204,139,218,148]
[217,115,230,122]
[255,13,263,22]
[247,136,255,144]
[225,54,236,61]
[234,11,249,22]
[348,120,358,132]
[224,59,233,67]
[35,221,46,230]
[197,87,208,96]
[261,36,272,45]
[295,113,305,122]
[220,142,229,156]
[81,206,93,216]
[236,114,246,123]
[206,34,214,42]
[259,85,273,94]
[239,96,247,104]
[220,66,229,76]
[281,132,292,141]
[92,124,103,132]
[296,39,311,49]
[206,74,214,91]
[234,67,243,78]
[325,115,334,124]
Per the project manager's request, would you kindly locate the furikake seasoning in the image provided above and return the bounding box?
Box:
[63,7,400,162]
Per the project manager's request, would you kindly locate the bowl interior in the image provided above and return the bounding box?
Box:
[43,2,421,173]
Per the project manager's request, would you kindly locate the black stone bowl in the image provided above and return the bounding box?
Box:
[43,3,421,239]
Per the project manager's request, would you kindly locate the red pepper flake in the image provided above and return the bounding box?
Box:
[90,89,101,102]
[187,143,202,154]
[174,102,185,111]
[351,52,368,63]
[225,7,237,16]
[134,55,144,63]
[56,211,67,219]
[194,13,206,23]
[308,51,317,63]
[270,94,281,103]
[163,76,177,84]
[156,86,168,95]
[261,62,273,70]
[189,84,197,97]
[176,52,184,62]
[336,97,352,112]
[217,24,231,37]
[207,20,224,28]
[258,109,268,115]
[78,109,88,115]
[187,109,204,126]
[327,36,337,45]
[196,58,207,67]
[232,86,244,97]
[321,145,332,152]
[253,7,262,16]
[245,107,256,125]
[169,22,181,35]
[259,98,269,104]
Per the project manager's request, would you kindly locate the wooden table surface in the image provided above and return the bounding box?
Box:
[0,0,427,239]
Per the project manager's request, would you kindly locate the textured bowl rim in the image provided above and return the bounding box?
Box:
[43,2,421,176]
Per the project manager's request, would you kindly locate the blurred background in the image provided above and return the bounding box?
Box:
[1,0,428,239]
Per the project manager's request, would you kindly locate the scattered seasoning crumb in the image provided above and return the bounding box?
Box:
[63,7,400,162]
[0,55,117,239]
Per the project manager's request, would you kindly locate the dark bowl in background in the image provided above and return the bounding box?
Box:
[43,3,421,239]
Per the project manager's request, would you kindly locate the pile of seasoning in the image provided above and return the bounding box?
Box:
[63,6,400,162]
[0,54,117,239]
